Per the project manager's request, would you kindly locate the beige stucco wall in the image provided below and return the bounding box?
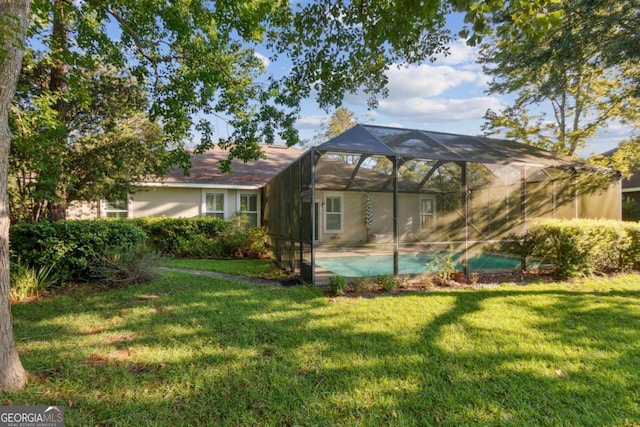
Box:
[131,187,261,219]
[66,186,261,221]
[130,187,202,218]
[578,180,621,219]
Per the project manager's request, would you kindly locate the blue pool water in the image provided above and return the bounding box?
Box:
[316,253,529,277]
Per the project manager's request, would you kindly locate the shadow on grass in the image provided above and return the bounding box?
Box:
[7,272,640,426]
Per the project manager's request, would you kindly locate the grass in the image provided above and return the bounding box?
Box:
[159,258,292,280]
[4,271,640,426]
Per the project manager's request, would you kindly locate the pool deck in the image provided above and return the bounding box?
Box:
[315,244,430,258]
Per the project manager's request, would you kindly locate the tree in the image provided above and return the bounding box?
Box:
[478,0,639,156]
[0,0,30,392]
[9,57,181,221]
[591,138,640,180]
[310,107,359,146]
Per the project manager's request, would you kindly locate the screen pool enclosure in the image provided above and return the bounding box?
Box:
[262,124,619,284]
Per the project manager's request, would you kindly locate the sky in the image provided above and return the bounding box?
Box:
[266,37,630,159]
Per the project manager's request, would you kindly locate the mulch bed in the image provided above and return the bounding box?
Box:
[329,268,560,298]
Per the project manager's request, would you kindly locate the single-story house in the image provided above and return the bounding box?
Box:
[67,145,303,225]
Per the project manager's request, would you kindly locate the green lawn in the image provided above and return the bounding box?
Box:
[159,257,293,280]
[4,271,640,426]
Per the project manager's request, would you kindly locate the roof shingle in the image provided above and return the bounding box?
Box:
[145,145,304,187]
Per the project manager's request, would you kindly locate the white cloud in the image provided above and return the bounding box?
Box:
[295,115,328,130]
[254,52,270,68]
[377,96,503,122]
[343,61,487,109]
[385,64,482,98]
[433,38,479,65]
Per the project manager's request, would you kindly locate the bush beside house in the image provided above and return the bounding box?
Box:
[515,219,640,279]
[10,220,147,282]
[132,216,269,258]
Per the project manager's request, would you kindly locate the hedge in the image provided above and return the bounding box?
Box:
[10,220,147,281]
[131,216,269,259]
[526,219,640,279]
[131,217,230,257]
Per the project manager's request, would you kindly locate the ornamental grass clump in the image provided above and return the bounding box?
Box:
[10,262,57,303]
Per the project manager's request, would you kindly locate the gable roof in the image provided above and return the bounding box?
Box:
[141,145,304,189]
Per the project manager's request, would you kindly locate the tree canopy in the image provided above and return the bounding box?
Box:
[9,54,180,221]
[478,0,639,157]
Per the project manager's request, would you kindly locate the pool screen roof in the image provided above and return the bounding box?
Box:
[316,124,581,168]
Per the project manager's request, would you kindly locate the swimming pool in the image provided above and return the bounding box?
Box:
[315,253,529,277]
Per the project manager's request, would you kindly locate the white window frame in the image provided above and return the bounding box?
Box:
[202,190,227,219]
[420,196,436,230]
[102,197,129,219]
[324,192,343,233]
[237,192,260,226]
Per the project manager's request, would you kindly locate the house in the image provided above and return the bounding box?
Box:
[262,124,621,283]
[67,145,304,225]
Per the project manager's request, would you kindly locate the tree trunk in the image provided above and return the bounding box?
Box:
[0,0,31,392]
[46,0,69,221]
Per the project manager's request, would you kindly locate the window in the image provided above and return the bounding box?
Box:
[239,193,258,226]
[420,197,436,229]
[204,192,225,218]
[103,198,128,218]
[325,194,343,232]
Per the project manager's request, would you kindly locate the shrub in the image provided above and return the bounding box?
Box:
[90,247,160,286]
[132,216,269,259]
[425,250,455,284]
[527,219,640,279]
[132,217,229,256]
[221,223,269,258]
[352,277,375,292]
[10,220,147,281]
[329,275,347,296]
[500,232,539,272]
[377,274,397,292]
